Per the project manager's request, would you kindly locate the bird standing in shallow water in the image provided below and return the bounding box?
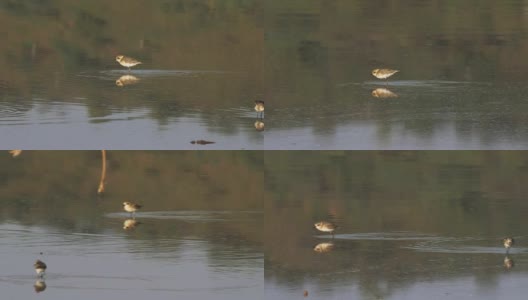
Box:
[34,260,46,278]
[123,201,142,218]
[254,101,264,118]
[372,68,399,84]
[116,55,142,71]
[314,221,338,238]
[503,237,514,253]
[34,279,46,293]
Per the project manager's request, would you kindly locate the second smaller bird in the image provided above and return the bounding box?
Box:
[34,260,47,278]
[503,237,514,253]
[254,101,265,119]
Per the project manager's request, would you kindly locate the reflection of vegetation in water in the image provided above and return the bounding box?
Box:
[2,0,262,72]
[265,151,528,298]
[1,0,263,123]
[264,1,528,139]
[0,151,263,248]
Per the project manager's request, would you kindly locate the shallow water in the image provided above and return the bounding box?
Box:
[4,1,528,149]
[264,80,528,149]
[264,0,528,149]
[0,1,263,149]
[0,68,263,149]
[0,151,263,299]
[264,151,528,299]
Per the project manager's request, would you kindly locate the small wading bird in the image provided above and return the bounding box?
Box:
[254,100,265,118]
[123,201,142,217]
[503,237,514,253]
[372,68,399,83]
[34,260,47,278]
[116,55,142,71]
[314,221,338,238]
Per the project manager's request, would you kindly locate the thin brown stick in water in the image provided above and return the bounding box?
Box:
[97,150,107,194]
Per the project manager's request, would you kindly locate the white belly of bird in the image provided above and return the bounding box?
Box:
[377,73,394,79]
[36,268,45,275]
[316,226,334,232]
[124,206,136,212]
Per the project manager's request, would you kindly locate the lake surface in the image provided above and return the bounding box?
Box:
[5,1,528,149]
[263,1,528,149]
[264,152,528,299]
[0,1,263,149]
[0,151,263,299]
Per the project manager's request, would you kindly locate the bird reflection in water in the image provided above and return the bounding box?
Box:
[116,75,140,87]
[254,120,264,132]
[371,88,398,99]
[123,219,141,230]
[313,242,334,253]
[34,279,46,293]
[503,256,514,270]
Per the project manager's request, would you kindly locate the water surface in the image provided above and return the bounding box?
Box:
[0,1,263,149]
[0,151,263,299]
[264,151,528,299]
[264,1,528,149]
